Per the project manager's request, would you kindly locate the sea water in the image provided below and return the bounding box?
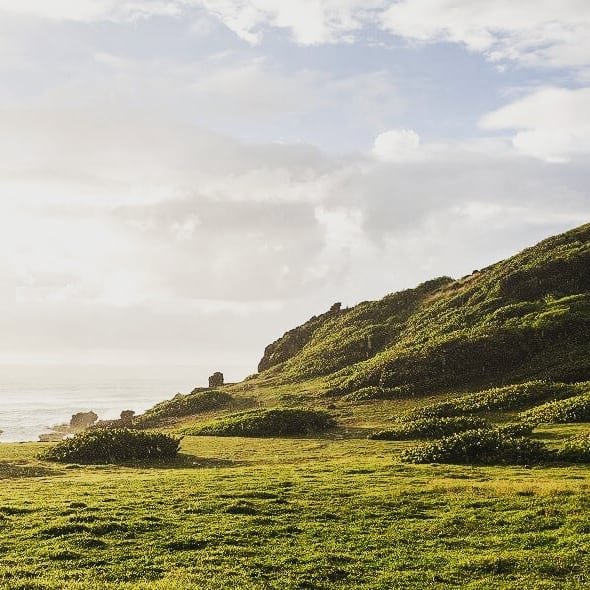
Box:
[0,364,235,442]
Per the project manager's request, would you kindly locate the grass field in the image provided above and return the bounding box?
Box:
[1,428,590,589]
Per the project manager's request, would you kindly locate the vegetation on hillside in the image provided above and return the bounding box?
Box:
[519,392,590,425]
[400,381,588,421]
[182,408,336,437]
[135,389,235,428]
[400,428,551,465]
[253,223,590,399]
[368,416,488,440]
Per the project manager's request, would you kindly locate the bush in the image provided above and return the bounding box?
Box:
[557,434,590,462]
[41,429,181,464]
[400,428,551,465]
[403,381,585,421]
[495,422,535,437]
[519,392,590,425]
[183,408,336,438]
[343,385,413,402]
[135,390,234,428]
[368,416,488,440]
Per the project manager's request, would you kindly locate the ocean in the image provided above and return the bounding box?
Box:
[0,364,236,443]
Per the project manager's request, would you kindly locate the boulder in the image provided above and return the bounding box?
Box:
[208,372,224,388]
[69,411,98,431]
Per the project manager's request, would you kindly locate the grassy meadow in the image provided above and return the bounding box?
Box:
[2,427,590,589]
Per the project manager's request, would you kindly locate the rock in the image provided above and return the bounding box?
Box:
[119,410,135,427]
[208,372,224,388]
[69,411,98,431]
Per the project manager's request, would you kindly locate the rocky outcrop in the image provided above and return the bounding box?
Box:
[208,372,224,387]
[70,411,98,431]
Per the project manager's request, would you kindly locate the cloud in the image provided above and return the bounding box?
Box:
[2,0,589,75]
[196,0,387,45]
[381,0,590,70]
[372,129,420,162]
[0,0,184,22]
[190,1,590,72]
[480,87,590,162]
[1,4,589,367]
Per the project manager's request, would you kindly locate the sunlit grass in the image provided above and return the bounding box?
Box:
[1,431,590,589]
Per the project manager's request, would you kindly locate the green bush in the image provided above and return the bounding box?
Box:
[400,428,551,465]
[557,434,590,462]
[343,385,413,402]
[368,416,488,440]
[519,392,590,425]
[41,429,181,464]
[183,408,336,438]
[135,390,234,428]
[495,422,535,437]
[403,381,585,421]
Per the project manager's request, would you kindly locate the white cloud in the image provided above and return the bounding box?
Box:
[381,0,590,70]
[197,0,387,45]
[480,87,590,162]
[372,129,420,162]
[1,0,589,368]
[4,0,588,75]
[0,0,184,22]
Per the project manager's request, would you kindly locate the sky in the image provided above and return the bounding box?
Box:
[1,0,589,379]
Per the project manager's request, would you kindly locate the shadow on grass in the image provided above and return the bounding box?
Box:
[328,427,379,439]
[94,454,250,470]
[0,461,60,479]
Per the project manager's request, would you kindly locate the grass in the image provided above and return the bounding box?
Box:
[2,431,590,589]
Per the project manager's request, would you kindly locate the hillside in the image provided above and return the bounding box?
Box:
[253,222,590,399]
[4,223,590,590]
[132,222,590,439]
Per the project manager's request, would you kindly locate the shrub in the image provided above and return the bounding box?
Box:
[183,408,336,438]
[495,422,535,437]
[400,428,551,465]
[368,416,488,440]
[557,434,590,463]
[343,385,413,402]
[135,390,234,428]
[519,393,590,425]
[403,381,585,421]
[41,429,181,464]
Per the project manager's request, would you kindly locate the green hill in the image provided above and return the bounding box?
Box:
[134,222,590,442]
[254,222,590,398]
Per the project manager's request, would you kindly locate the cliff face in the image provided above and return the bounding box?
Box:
[256,223,590,396]
[257,306,341,373]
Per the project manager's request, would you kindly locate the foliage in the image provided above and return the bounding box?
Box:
[41,429,181,464]
[135,390,234,428]
[557,433,590,462]
[495,422,536,437]
[343,385,413,402]
[182,408,336,437]
[402,381,586,421]
[400,428,552,465]
[519,392,590,425]
[368,416,488,440]
[259,277,454,380]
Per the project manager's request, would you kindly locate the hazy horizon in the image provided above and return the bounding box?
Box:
[1,1,589,370]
